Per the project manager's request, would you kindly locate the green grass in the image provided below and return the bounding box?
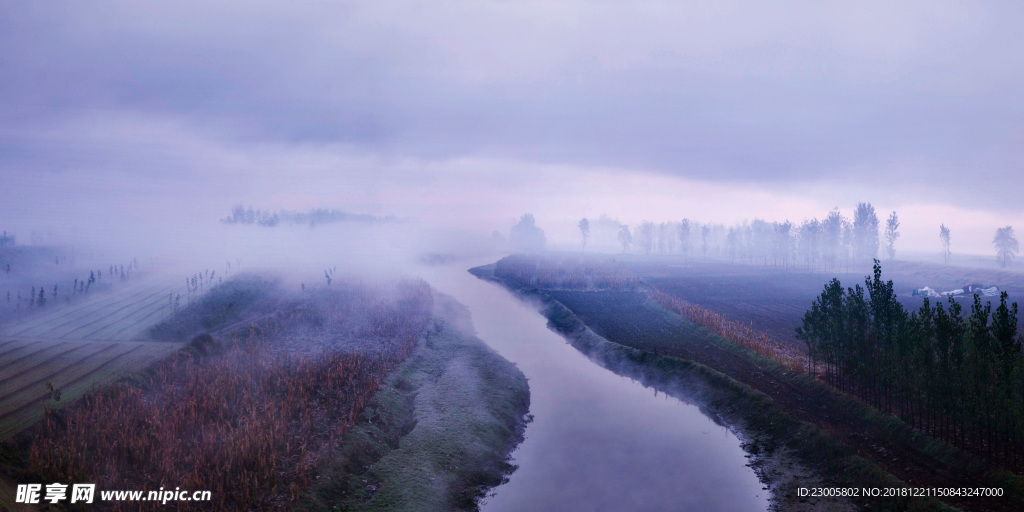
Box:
[301,295,530,512]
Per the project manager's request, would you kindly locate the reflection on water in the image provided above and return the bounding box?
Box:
[421,261,768,512]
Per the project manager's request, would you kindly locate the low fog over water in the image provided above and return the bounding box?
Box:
[422,261,768,511]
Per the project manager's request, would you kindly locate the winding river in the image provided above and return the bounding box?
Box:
[422,260,768,511]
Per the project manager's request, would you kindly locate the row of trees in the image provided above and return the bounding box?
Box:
[222,205,392,227]
[798,261,1024,467]
[575,210,1019,269]
[577,203,898,270]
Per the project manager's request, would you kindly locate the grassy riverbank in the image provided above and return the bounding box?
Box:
[301,293,530,511]
[2,274,528,511]
[472,263,966,512]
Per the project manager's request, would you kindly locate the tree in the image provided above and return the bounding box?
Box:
[701,225,711,259]
[823,209,847,270]
[994,226,1019,268]
[617,225,632,253]
[726,227,739,262]
[884,211,900,262]
[678,219,691,262]
[661,222,676,255]
[853,202,880,265]
[638,221,656,255]
[509,213,547,253]
[578,218,590,251]
[797,218,821,269]
[772,221,793,268]
[940,224,952,264]
[38,287,45,307]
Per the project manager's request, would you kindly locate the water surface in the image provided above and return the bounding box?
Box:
[422,261,768,511]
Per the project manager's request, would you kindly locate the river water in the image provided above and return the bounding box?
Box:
[422,261,768,511]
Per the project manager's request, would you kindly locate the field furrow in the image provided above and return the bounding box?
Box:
[0,274,188,440]
[43,289,171,339]
[0,342,180,440]
[0,340,34,361]
[85,295,171,340]
[0,339,24,353]
[0,344,120,409]
[0,341,73,377]
[102,301,172,340]
[23,289,165,339]
[0,281,168,337]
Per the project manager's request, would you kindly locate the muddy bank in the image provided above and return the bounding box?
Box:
[302,292,530,511]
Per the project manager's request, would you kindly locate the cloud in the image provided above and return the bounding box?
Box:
[2,0,1024,240]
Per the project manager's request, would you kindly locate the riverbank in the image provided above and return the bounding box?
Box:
[471,262,956,512]
[1,275,529,511]
[301,292,530,511]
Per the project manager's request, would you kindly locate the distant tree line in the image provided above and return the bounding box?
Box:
[798,261,1024,468]
[221,205,395,227]
[576,208,1018,270]
[578,203,893,270]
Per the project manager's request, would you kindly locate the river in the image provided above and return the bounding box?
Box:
[421,260,769,511]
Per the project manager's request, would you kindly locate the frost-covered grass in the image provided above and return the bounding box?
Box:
[147,273,276,341]
[303,294,530,512]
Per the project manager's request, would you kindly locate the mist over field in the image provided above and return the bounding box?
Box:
[2,1,1024,261]
[5,3,1024,511]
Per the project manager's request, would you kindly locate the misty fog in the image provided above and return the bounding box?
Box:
[4,2,1024,511]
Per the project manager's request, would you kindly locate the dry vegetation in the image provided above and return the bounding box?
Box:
[651,290,806,370]
[19,277,433,511]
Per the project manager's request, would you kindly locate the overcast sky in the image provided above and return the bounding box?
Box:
[2,1,1023,255]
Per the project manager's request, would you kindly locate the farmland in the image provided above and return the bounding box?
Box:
[2,271,529,511]
[634,259,1024,349]
[482,254,1024,511]
[0,278,184,440]
[0,246,147,327]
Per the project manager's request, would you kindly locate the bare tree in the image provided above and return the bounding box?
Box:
[638,221,656,255]
[994,226,1019,268]
[661,222,676,255]
[797,218,821,269]
[678,219,691,262]
[939,224,952,264]
[578,218,590,251]
[726,227,739,262]
[772,221,793,268]
[618,225,632,253]
[884,211,900,262]
[701,225,711,259]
